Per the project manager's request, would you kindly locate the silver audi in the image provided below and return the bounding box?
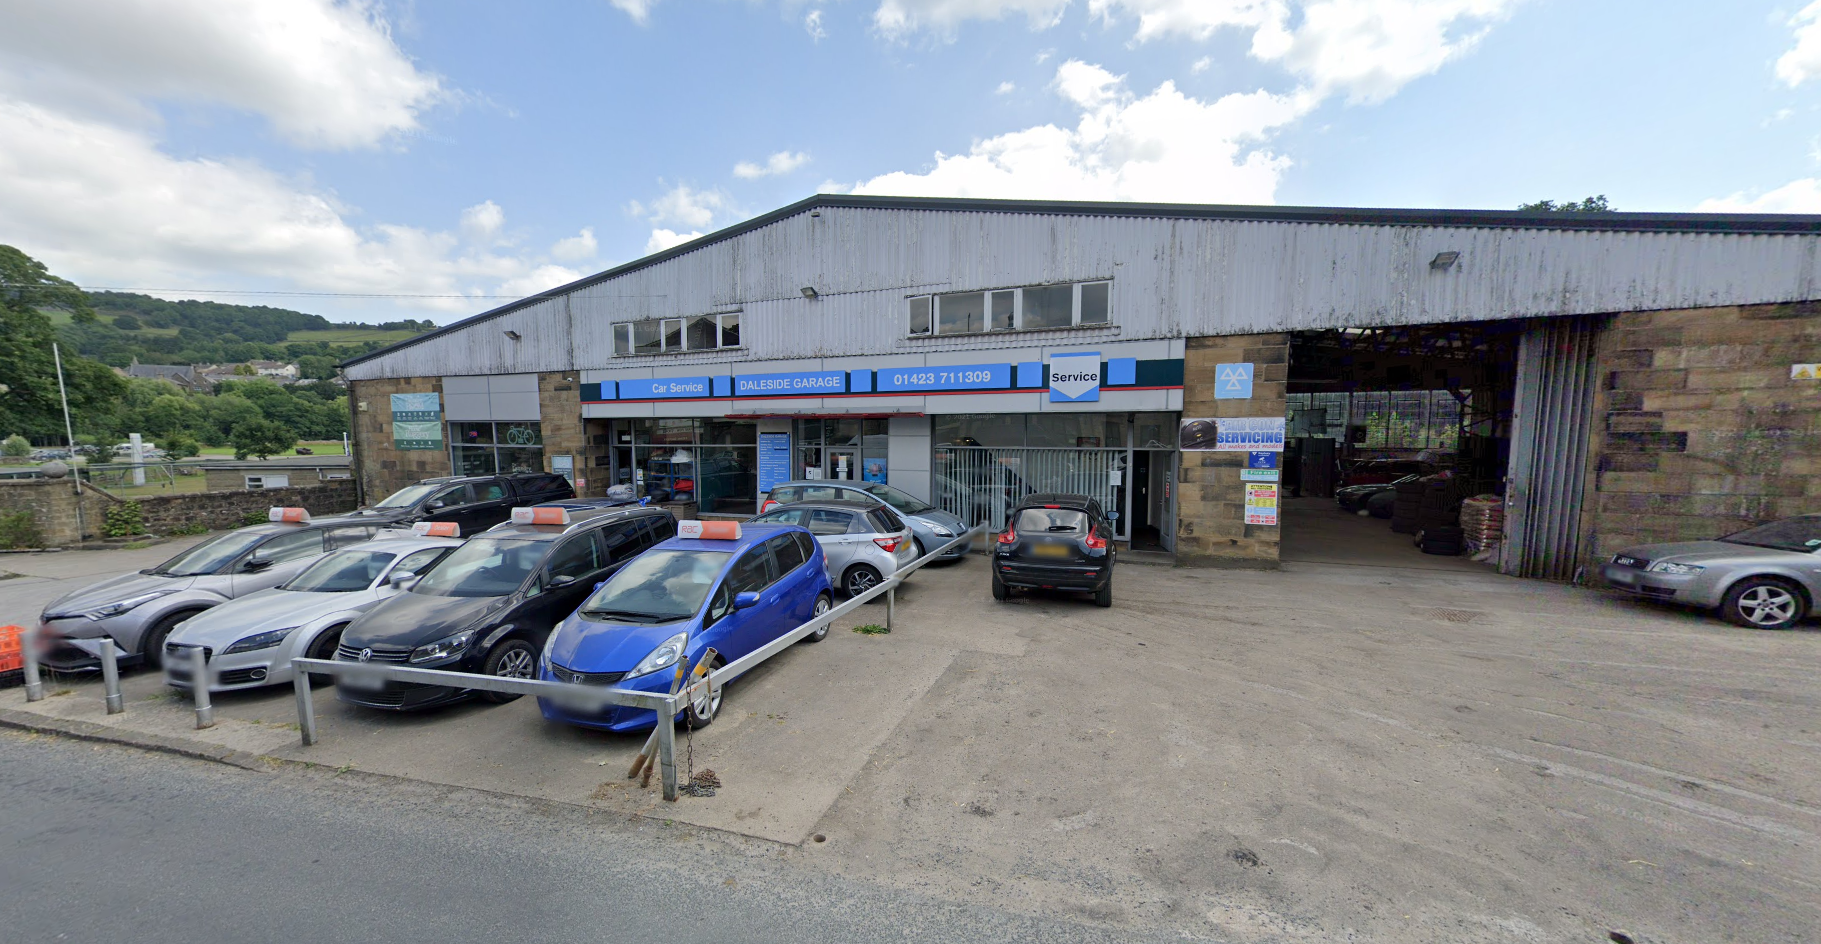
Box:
[1601,514,1821,630]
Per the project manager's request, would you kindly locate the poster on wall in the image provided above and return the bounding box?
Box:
[390,393,443,450]
[863,458,888,483]
[1179,416,1285,452]
[758,432,791,493]
[1245,483,1280,525]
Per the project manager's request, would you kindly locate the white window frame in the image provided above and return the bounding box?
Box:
[907,280,1112,337]
[611,312,743,357]
[245,474,289,490]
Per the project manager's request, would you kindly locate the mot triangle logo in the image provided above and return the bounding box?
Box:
[1215,362,1254,400]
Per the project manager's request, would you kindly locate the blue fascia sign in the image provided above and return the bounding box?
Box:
[619,376,714,400]
[876,363,1012,392]
[734,370,847,397]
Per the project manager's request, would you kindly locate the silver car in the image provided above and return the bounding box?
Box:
[1601,514,1821,630]
[37,517,383,670]
[761,480,972,561]
[162,535,461,693]
[749,500,917,598]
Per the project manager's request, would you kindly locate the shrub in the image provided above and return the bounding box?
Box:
[0,511,42,549]
[240,510,269,526]
[166,521,209,536]
[161,435,201,459]
[2,434,30,457]
[104,501,145,538]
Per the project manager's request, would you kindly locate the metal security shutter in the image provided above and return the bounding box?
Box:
[1502,315,1602,580]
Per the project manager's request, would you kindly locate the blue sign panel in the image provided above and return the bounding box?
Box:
[758,432,791,492]
[1247,451,1278,470]
[875,363,1011,392]
[619,376,714,400]
[735,370,846,396]
[1215,362,1254,400]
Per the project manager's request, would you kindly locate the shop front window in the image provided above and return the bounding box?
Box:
[614,418,759,513]
[447,422,543,477]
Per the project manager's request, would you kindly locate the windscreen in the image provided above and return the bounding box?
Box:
[146,530,269,576]
[374,484,439,509]
[1015,508,1088,534]
[579,549,731,623]
[864,483,935,515]
[283,550,397,593]
[1719,517,1821,552]
[413,538,545,597]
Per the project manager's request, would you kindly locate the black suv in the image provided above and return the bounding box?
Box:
[341,473,574,534]
[335,505,676,711]
[991,493,1116,608]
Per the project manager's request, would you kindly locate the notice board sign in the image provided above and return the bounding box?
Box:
[390,393,443,450]
[758,432,791,493]
[1245,483,1279,525]
[1179,416,1285,452]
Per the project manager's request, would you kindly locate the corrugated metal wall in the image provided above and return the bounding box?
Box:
[345,206,1821,381]
[1502,315,1603,580]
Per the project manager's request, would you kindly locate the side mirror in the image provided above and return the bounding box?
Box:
[242,557,274,573]
[548,574,577,588]
[388,571,417,588]
[426,500,445,510]
[733,591,761,609]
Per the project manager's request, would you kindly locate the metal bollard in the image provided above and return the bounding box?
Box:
[657,698,679,802]
[190,646,214,729]
[21,625,44,703]
[886,584,895,631]
[291,664,316,747]
[99,641,124,714]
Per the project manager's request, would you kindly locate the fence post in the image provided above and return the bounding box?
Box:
[21,626,44,703]
[98,641,124,714]
[657,697,679,802]
[190,646,214,729]
[292,665,317,747]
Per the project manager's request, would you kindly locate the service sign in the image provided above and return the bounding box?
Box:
[1215,417,1286,452]
[734,370,846,397]
[1244,484,1279,525]
[1048,352,1102,402]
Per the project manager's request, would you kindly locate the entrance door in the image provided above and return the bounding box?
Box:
[826,448,858,481]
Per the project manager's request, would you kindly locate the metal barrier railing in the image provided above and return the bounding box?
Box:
[287,526,984,801]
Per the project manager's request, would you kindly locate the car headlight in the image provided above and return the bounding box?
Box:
[409,630,476,664]
[1647,561,1705,576]
[83,589,177,620]
[223,627,296,654]
[628,631,689,678]
[919,519,955,537]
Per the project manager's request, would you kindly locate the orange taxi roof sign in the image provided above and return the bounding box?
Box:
[511,506,570,526]
[268,507,310,524]
[411,521,461,537]
[678,520,740,541]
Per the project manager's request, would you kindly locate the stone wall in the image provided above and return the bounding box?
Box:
[136,480,359,534]
[1580,301,1821,575]
[349,376,448,504]
[1175,332,1289,564]
[0,480,115,546]
[538,370,588,495]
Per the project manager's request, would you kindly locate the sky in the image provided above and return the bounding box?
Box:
[4,0,1821,324]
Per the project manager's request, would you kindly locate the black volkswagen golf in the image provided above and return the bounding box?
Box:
[991,493,1116,607]
[335,504,676,710]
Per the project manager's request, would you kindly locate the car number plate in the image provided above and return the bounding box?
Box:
[1034,544,1071,558]
[340,670,388,691]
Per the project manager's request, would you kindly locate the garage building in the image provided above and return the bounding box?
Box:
[339,195,1821,581]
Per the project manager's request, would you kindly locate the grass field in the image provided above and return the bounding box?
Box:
[287,327,422,343]
[193,440,346,459]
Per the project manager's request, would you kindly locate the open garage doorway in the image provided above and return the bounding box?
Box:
[1279,321,1523,572]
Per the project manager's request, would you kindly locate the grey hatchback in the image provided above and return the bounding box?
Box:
[1601,514,1821,630]
[762,481,971,561]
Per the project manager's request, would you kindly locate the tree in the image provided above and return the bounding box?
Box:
[112,313,141,331]
[232,418,296,460]
[0,245,125,442]
[2,434,29,457]
[160,435,201,459]
[1518,195,1615,213]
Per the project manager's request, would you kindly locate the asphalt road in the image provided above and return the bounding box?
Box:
[0,731,1214,944]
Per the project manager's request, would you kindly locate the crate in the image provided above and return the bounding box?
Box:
[0,624,23,674]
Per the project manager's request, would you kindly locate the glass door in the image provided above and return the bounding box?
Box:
[826,448,858,481]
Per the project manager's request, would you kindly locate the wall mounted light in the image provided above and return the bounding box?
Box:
[504,330,522,340]
[1429,251,1461,270]
[800,286,819,299]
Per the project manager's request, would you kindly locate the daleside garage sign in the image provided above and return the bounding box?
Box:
[583,355,1176,403]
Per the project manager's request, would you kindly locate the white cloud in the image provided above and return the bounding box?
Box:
[847,60,1311,203]
[609,0,658,23]
[0,100,581,314]
[996,80,1018,94]
[874,0,1071,38]
[1191,56,1212,74]
[805,9,828,41]
[733,151,812,179]
[1778,1,1821,87]
[0,0,442,149]
[629,182,729,229]
[499,264,584,298]
[551,227,599,262]
[646,229,705,253]
[460,200,506,241]
[1696,178,1821,213]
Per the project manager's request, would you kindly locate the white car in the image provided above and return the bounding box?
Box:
[163,535,460,693]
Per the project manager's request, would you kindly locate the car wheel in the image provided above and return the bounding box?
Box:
[912,537,928,560]
[801,594,832,643]
[141,610,200,670]
[1721,577,1808,630]
[845,564,883,601]
[1094,579,1112,608]
[991,572,1009,601]
[479,638,537,703]
[305,623,347,686]
[685,654,727,726]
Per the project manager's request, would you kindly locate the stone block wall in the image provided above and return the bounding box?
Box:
[1580,301,1821,573]
[135,480,359,534]
[349,376,448,504]
[0,480,115,545]
[1175,332,1289,564]
[538,371,588,495]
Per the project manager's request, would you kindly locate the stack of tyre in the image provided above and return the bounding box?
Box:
[1413,476,1466,555]
[1389,478,1426,533]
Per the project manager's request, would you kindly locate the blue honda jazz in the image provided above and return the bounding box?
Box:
[537,522,833,733]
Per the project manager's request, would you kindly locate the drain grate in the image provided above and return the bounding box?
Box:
[1423,608,1484,624]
